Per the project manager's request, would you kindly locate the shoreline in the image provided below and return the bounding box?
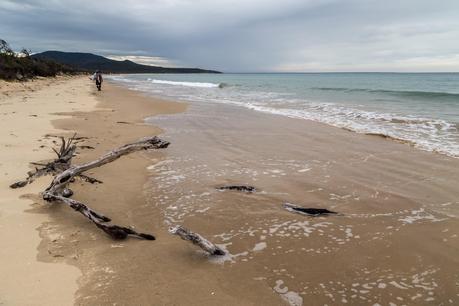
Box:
[107,73,459,159]
[109,77,455,161]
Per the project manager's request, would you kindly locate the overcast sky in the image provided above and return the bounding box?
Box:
[1,0,458,72]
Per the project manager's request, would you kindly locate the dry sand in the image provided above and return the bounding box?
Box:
[0,76,95,305]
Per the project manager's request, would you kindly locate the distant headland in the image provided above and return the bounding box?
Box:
[32,51,221,74]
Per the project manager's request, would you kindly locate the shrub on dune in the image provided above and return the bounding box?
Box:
[0,39,76,80]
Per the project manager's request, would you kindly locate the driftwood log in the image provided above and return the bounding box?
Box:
[44,136,169,198]
[217,185,256,193]
[45,194,155,240]
[11,135,169,240]
[169,225,225,256]
[283,203,338,216]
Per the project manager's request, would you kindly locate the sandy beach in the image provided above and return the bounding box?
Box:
[1,76,459,305]
[0,77,184,305]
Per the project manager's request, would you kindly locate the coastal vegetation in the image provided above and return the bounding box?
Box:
[0,39,75,80]
[0,38,219,79]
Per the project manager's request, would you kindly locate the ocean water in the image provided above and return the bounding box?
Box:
[107,73,459,157]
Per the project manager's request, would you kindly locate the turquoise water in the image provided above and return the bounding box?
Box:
[108,73,459,157]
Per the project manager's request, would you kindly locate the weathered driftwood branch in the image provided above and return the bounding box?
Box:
[44,136,169,197]
[45,193,155,240]
[39,136,169,240]
[283,203,338,216]
[11,135,168,241]
[169,225,225,256]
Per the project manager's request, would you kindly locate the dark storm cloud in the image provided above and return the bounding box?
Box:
[1,0,458,71]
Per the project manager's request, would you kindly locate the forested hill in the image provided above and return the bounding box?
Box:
[32,51,221,74]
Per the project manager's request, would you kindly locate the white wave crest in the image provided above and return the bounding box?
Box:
[241,103,459,157]
[149,79,221,88]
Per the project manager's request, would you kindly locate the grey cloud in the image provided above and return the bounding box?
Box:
[0,0,458,71]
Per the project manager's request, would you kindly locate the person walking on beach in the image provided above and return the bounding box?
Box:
[92,70,103,91]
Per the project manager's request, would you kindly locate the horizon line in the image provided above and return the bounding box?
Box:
[222,71,459,74]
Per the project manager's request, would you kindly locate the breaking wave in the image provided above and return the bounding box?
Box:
[147,79,222,88]
[107,74,459,158]
[239,102,459,157]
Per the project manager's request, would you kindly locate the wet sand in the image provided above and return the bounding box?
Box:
[145,99,459,305]
[2,77,458,305]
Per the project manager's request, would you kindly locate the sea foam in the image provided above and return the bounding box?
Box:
[148,79,221,88]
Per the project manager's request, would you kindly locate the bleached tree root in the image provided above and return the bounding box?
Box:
[169,225,225,256]
[10,134,78,188]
